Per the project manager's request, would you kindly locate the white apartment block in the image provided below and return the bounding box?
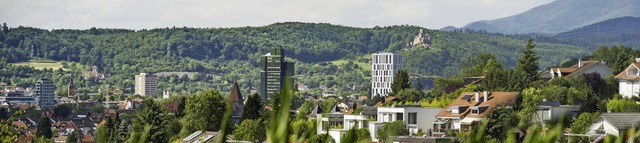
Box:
[369,106,441,141]
[36,77,57,109]
[371,52,403,97]
[135,73,158,97]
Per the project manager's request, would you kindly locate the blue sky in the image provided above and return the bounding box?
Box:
[0,0,554,29]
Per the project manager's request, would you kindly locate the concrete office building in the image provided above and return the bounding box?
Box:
[135,73,158,97]
[371,52,403,97]
[260,48,295,100]
[36,77,57,109]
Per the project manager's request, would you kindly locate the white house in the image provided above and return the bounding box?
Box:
[532,101,580,124]
[433,91,519,137]
[616,58,640,98]
[316,113,370,142]
[543,60,613,79]
[587,113,640,138]
[368,106,442,141]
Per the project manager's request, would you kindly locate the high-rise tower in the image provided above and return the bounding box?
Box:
[259,48,295,100]
[371,52,403,97]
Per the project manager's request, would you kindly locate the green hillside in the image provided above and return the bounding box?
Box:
[0,22,590,94]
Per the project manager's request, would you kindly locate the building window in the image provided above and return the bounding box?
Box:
[396,113,403,121]
[408,113,417,124]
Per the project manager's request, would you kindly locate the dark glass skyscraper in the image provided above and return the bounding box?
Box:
[260,48,295,100]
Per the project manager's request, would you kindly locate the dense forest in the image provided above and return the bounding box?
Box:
[0,22,631,96]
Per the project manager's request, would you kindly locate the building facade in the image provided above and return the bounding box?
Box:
[36,77,57,109]
[135,73,158,97]
[371,52,403,97]
[0,91,37,105]
[260,48,295,100]
[615,58,640,98]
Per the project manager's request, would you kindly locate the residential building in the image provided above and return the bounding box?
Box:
[36,77,57,109]
[0,91,37,105]
[317,113,370,142]
[371,52,403,97]
[433,91,519,137]
[587,113,640,138]
[543,60,613,79]
[368,106,442,141]
[181,131,220,143]
[616,58,640,98]
[532,101,580,124]
[259,48,295,100]
[134,73,158,97]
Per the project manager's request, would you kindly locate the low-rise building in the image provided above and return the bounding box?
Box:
[616,58,640,98]
[433,91,519,137]
[532,101,580,124]
[316,113,370,142]
[0,91,37,105]
[543,60,613,79]
[587,113,640,138]
[368,106,442,141]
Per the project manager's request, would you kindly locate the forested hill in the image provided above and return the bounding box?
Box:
[0,22,587,78]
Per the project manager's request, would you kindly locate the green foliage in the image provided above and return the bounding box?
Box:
[179,90,226,137]
[0,111,22,143]
[355,128,372,143]
[53,104,73,118]
[66,129,83,143]
[395,88,424,102]
[570,112,600,134]
[486,105,518,141]
[36,116,52,139]
[130,98,168,143]
[517,88,543,129]
[515,39,540,90]
[607,98,640,112]
[376,121,409,142]
[391,70,411,95]
[233,119,266,142]
[460,53,503,77]
[309,134,335,143]
[589,45,640,73]
[241,93,264,122]
[267,80,294,143]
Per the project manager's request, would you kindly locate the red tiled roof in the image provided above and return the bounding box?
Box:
[436,92,519,119]
[374,96,397,107]
[616,62,640,80]
[13,121,27,128]
[166,102,179,113]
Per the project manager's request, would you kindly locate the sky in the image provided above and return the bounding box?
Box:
[0,0,554,30]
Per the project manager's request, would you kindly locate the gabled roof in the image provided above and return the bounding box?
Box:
[616,62,640,80]
[551,61,611,77]
[600,113,640,130]
[436,92,519,119]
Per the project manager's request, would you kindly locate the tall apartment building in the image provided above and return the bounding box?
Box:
[260,48,295,100]
[135,73,158,97]
[371,52,403,97]
[36,77,57,109]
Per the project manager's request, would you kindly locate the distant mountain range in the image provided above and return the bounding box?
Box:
[555,16,640,38]
[450,0,640,34]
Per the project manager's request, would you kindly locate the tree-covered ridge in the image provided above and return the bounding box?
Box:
[0,22,592,95]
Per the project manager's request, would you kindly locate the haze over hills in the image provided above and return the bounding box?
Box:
[458,0,640,34]
[553,16,640,48]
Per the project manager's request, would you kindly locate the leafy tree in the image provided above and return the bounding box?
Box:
[130,99,167,143]
[66,129,83,143]
[180,90,226,137]
[36,116,53,139]
[515,39,540,90]
[53,104,73,118]
[486,105,518,141]
[355,128,372,143]
[0,111,22,142]
[97,114,120,143]
[570,112,599,134]
[233,119,266,142]
[460,53,503,77]
[241,93,264,122]
[391,70,411,95]
[517,88,543,129]
[607,98,640,112]
[376,121,408,142]
[309,134,335,143]
[395,88,423,102]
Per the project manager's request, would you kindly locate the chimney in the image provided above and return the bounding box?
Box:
[475,92,480,102]
[483,91,489,102]
[578,60,582,68]
[636,58,640,63]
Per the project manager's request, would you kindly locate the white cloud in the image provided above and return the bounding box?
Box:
[0,0,553,29]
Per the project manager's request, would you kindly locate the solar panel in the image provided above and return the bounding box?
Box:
[461,94,473,100]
